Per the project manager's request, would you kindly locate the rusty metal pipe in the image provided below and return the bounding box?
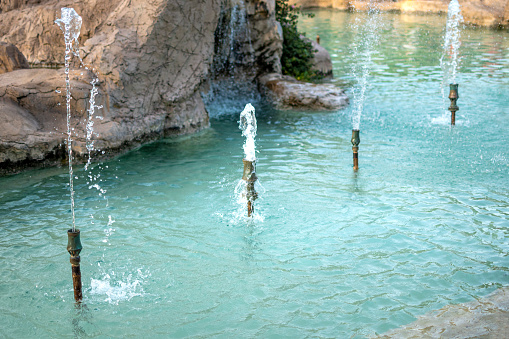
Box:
[448,84,459,126]
[67,229,83,303]
[351,129,360,171]
[242,159,258,217]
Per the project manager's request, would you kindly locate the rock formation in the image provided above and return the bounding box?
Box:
[0,0,347,175]
[288,0,509,28]
[0,42,29,73]
[0,0,220,174]
[259,73,348,110]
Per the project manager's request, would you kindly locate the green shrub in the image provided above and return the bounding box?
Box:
[276,0,318,81]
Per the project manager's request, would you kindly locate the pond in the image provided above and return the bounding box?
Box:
[1,9,508,338]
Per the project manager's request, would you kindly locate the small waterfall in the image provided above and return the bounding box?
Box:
[349,2,383,130]
[212,0,254,78]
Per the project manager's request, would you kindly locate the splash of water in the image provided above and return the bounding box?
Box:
[55,8,82,232]
[350,3,383,130]
[441,0,463,85]
[239,103,257,161]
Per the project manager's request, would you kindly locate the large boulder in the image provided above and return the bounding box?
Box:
[301,35,333,78]
[0,42,29,74]
[0,0,220,173]
[259,73,348,110]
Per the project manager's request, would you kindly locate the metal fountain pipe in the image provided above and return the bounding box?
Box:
[351,129,360,171]
[242,159,258,217]
[448,83,459,125]
[67,229,83,302]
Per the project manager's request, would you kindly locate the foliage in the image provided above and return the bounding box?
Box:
[276,0,318,81]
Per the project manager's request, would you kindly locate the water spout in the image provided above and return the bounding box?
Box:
[351,130,360,171]
[56,7,84,303]
[239,103,258,217]
[67,229,83,302]
[441,0,462,122]
[448,84,459,125]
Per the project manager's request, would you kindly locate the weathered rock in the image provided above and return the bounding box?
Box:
[212,0,283,79]
[0,42,29,74]
[259,73,348,110]
[0,68,95,174]
[0,0,222,173]
[0,0,286,174]
[288,0,509,28]
[301,35,333,78]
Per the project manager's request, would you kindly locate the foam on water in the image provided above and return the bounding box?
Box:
[239,103,257,161]
[90,269,147,305]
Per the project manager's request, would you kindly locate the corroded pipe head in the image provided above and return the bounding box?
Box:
[67,229,82,257]
[351,129,360,148]
[448,83,459,114]
[448,84,459,100]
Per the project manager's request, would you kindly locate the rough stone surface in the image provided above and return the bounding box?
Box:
[289,0,509,28]
[212,0,283,80]
[259,73,348,110]
[376,287,509,338]
[302,35,333,78]
[0,0,223,173]
[0,42,29,74]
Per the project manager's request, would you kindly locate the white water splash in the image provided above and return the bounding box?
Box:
[239,103,257,161]
[441,0,463,86]
[85,77,103,171]
[90,268,147,305]
[350,3,383,130]
[55,8,82,232]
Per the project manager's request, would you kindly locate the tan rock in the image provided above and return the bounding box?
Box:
[259,73,348,110]
[0,42,29,74]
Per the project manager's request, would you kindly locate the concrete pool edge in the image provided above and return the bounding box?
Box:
[376,286,509,338]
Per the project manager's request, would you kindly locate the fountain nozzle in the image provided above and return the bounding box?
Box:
[242,159,258,217]
[448,84,459,125]
[67,229,83,303]
[351,129,360,171]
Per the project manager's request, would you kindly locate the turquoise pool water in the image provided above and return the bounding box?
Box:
[0,9,508,338]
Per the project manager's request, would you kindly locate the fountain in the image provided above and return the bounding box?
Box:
[349,1,382,170]
[55,7,84,303]
[351,129,360,171]
[239,103,258,217]
[1,7,509,338]
[441,0,463,125]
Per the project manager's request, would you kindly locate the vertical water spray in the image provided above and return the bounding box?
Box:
[349,2,382,170]
[239,103,258,217]
[441,0,462,125]
[55,7,83,303]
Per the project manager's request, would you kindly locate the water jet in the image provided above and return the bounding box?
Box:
[351,129,360,171]
[448,84,459,125]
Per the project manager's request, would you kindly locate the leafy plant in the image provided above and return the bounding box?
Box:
[276,0,318,81]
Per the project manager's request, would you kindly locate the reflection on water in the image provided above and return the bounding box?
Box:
[0,9,508,338]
